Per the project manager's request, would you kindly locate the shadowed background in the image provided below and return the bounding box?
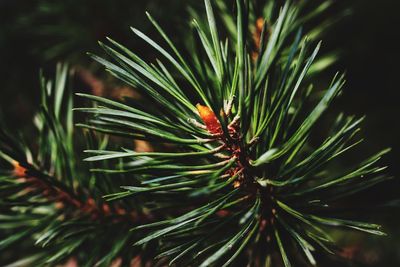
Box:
[0,0,399,266]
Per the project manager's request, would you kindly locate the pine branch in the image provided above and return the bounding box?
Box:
[0,1,391,267]
[77,1,391,266]
[0,64,152,266]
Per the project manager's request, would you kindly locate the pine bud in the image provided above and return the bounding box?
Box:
[196,104,221,134]
[12,161,27,177]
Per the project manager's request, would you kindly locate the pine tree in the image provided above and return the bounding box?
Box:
[0,0,391,266]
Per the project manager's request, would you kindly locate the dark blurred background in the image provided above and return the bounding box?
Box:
[0,0,399,266]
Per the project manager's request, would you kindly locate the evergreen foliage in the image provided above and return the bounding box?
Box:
[0,0,391,266]
[0,65,152,266]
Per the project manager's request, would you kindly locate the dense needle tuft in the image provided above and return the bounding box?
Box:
[0,0,392,266]
[76,0,391,266]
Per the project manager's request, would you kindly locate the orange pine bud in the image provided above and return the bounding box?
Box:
[196,104,221,134]
[253,18,265,49]
[12,161,27,177]
[256,18,264,33]
[252,18,266,61]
